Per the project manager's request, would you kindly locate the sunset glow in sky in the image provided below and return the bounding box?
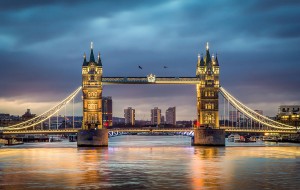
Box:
[0,0,300,120]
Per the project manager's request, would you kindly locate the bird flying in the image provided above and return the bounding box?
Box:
[138,65,142,69]
[163,66,168,69]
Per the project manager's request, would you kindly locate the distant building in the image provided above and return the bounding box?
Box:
[229,111,240,122]
[124,107,135,125]
[166,107,176,125]
[277,105,300,127]
[102,96,113,127]
[161,115,165,124]
[176,120,193,128]
[151,107,161,125]
[0,113,12,127]
[113,117,125,124]
[0,113,10,120]
[229,110,263,125]
[22,109,36,121]
[278,105,300,114]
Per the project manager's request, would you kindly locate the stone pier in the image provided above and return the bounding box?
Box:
[192,128,225,146]
[77,129,108,147]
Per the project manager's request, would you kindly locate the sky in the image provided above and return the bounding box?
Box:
[0,0,300,120]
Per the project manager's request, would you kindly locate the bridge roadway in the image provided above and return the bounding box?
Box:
[102,77,200,85]
[1,127,298,135]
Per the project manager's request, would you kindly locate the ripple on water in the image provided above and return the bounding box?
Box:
[0,136,299,189]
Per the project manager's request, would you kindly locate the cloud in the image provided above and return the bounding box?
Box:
[0,0,299,119]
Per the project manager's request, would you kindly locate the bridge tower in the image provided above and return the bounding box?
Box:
[77,42,108,147]
[82,42,103,130]
[196,43,220,128]
[193,43,225,146]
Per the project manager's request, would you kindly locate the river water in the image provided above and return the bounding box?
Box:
[0,136,300,190]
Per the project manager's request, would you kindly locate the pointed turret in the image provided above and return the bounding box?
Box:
[197,54,201,67]
[215,53,219,66]
[89,42,95,62]
[200,53,205,66]
[82,53,88,66]
[205,42,211,64]
[97,52,102,67]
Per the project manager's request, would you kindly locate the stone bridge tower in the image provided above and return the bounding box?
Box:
[78,42,108,147]
[82,42,103,130]
[194,43,224,146]
[196,43,220,128]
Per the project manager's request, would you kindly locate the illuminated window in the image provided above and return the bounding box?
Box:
[204,113,214,124]
[205,103,215,110]
[88,92,98,97]
[88,104,97,110]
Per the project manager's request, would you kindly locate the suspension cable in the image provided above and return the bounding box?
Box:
[3,86,82,130]
[219,87,296,130]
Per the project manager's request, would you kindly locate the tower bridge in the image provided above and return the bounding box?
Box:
[1,42,298,147]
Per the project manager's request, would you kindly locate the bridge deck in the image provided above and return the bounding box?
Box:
[102,77,200,84]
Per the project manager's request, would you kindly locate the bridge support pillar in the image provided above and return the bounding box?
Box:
[77,129,108,147]
[192,128,225,146]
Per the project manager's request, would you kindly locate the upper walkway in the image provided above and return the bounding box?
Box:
[102,77,199,84]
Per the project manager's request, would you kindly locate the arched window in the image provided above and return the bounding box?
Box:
[204,113,214,124]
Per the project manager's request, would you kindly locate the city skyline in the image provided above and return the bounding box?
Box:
[0,1,300,120]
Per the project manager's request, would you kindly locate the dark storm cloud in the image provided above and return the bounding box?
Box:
[0,0,165,47]
[0,0,299,117]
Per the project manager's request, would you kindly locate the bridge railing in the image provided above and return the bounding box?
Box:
[110,127,194,132]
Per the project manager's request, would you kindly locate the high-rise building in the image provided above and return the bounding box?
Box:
[161,115,165,124]
[151,107,161,125]
[229,110,244,123]
[166,107,176,125]
[102,96,112,127]
[124,107,135,126]
[229,111,237,122]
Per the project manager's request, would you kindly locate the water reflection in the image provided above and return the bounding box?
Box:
[191,147,225,189]
[0,136,299,189]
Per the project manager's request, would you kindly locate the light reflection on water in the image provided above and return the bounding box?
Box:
[0,136,300,190]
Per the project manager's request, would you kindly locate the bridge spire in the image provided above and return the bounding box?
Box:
[82,53,88,66]
[89,41,95,62]
[97,52,102,67]
[200,53,205,66]
[215,53,219,66]
[197,53,201,67]
[205,42,211,64]
[197,53,205,67]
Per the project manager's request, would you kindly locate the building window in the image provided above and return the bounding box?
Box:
[205,103,215,110]
[204,113,214,124]
[88,104,97,110]
[88,92,98,97]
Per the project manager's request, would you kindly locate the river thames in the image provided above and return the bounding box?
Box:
[0,136,300,190]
